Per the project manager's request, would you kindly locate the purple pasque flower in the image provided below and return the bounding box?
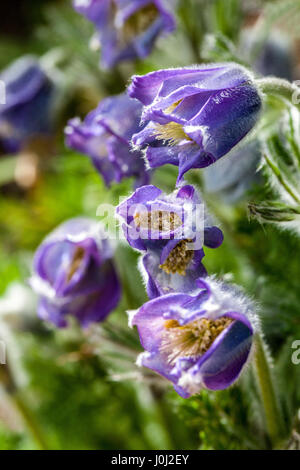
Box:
[116,184,223,298]
[0,56,54,154]
[129,63,262,184]
[65,93,149,187]
[130,277,257,397]
[73,0,176,69]
[30,218,121,328]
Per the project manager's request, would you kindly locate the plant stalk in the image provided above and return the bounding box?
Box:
[257,77,300,110]
[253,334,285,447]
[13,392,49,450]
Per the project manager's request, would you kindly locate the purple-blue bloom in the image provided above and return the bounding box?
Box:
[0,56,54,153]
[130,277,256,397]
[73,0,176,69]
[117,184,223,298]
[65,93,149,187]
[30,218,121,328]
[129,63,262,184]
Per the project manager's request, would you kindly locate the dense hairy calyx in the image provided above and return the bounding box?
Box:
[160,316,233,364]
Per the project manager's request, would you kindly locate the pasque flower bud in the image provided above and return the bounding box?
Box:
[65,93,149,187]
[129,63,262,184]
[0,56,54,153]
[73,0,175,68]
[30,218,121,328]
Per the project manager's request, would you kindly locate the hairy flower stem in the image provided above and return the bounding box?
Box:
[263,152,300,204]
[253,335,285,448]
[257,77,300,110]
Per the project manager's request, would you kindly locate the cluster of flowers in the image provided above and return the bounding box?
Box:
[31,62,262,397]
[66,62,261,188]
[27,1,265,397]
[116,183,257,396]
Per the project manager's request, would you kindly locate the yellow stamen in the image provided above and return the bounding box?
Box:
[160,240,193,276]
[160,317,233,364]
[150,100,191,145]
[67,246,85,282]
[153,121,191,145]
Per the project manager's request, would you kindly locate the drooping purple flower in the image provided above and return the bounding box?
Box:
[116,184,223,298]
[30,218,121,328]
[130,277,257,397]
[128,63,262,184]
[0,56,54,154]
[65,93,149,187]
[73,0,176,69]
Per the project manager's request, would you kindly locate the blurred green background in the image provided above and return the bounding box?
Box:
[0,0,300,450]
